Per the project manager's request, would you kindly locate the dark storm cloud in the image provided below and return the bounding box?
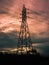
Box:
[0,31,49,48]
[31,36,49,43]
[9,31,49,44]
[0,32,17,48]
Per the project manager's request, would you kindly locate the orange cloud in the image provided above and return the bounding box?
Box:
[0,0,49,39]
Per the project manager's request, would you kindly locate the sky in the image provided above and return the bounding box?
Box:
[0,0,49,56]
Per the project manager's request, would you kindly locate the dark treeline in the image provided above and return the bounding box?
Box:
[0,51,49,64]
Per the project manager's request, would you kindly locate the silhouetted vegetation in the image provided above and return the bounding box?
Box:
[0,49,49,64]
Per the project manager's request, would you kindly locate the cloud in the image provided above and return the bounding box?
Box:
[27,9,49,24]
[0,0,49,47]
[0,10,9,14]
[31,37,49,43]
[0,32,17,48]
[27,9,42,16]
[7,31,49,44]
[0,30,49,48]
[0,0,13,15]
[0,0,13,6]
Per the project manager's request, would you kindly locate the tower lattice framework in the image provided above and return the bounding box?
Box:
[17,5,32,51]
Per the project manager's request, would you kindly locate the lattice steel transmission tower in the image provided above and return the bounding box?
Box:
[17,4,32,52]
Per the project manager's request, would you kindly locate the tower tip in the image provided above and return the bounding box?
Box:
[23,4,25,8]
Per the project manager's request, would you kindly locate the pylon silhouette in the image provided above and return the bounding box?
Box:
[17,4,32,53]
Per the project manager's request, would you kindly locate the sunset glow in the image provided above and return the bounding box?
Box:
[0,0,49,56]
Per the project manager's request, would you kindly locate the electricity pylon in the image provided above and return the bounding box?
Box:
[17,4,32,53]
